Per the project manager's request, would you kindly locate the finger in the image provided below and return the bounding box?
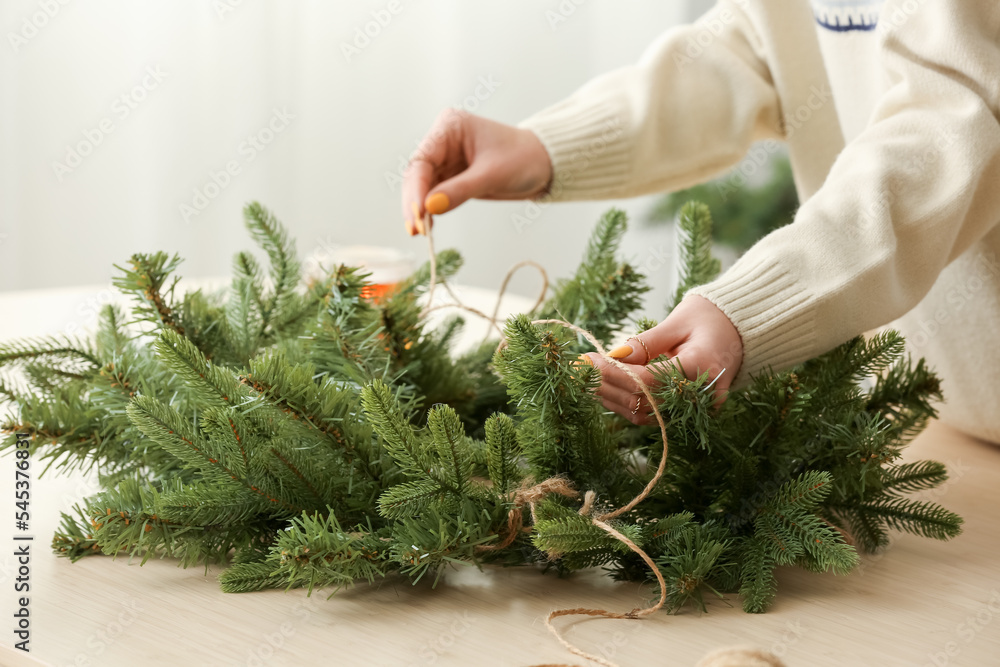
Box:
[673,346,732,405]
[586,352,658,394]
[596,381,641,409]
[402,109,467,235]
[582,353,659,423]
[425,159,495,215]
[606,321,688,366]
[402,159,436,236]
[598,393,653,426]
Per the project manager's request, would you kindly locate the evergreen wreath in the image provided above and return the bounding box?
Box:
[0,201,961,614]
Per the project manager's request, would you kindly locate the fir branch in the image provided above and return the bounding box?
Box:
[243,202,301,331]
[52,508,103,561]
[771,470,833,510]
[427,404,473,493]
[534,515,633,556]
[654,522,733,612]
[0,335,99,368]
[378,480,443,519]
[835,496,963,542]
[539,208,648,346]
[739,538,778,613]
[670,202,721,309]
[112,251,186,335]
[484,413,520,495]
[218,562,289,594]
[262,512,390,594]
[880,460,948,495]
[152,329,242,407]
[232,251,267,322]
[360,379,433,478]
[127,396,305,515]
[95,304,130,359]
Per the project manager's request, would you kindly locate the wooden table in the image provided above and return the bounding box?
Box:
[0,283,998,667]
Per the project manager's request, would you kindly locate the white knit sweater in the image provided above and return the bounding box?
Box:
[518,0,1000,444]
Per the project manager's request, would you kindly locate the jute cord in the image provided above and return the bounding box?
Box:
[414,213,674,667]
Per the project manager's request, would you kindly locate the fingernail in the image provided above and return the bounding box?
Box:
[577,354,593,366]
[425,192,450,215]
[608,345,633,360]
[411,202,425,235]
[405,218,415,236]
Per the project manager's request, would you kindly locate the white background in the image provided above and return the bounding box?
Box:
[0,0,714,319]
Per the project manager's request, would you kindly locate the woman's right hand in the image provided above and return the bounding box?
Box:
[401,109,553,235]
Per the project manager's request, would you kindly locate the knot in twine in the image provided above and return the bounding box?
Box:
[476,476,580,553]
[417,213,677,667]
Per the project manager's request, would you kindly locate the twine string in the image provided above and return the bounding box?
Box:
[419,224,550,341]
[415,213,672,667]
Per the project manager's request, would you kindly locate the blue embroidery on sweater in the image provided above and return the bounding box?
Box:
[811,0,884,32]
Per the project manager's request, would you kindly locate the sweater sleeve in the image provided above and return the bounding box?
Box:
[688,0,1000,386]
[517,0,784,200]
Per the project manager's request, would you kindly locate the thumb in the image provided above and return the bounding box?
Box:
[674,345,733,405]
[424,161,494,215]
[606,322,684,366]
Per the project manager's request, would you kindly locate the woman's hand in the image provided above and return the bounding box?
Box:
[581,295,744,424]
[401,109,552,235]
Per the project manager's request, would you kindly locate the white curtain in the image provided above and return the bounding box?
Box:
[0,1,709,314]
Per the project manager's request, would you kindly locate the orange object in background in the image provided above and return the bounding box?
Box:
[360,281,397,301]
[306,245,414,302]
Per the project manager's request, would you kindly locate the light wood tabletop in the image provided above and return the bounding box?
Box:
[0,283,998,667]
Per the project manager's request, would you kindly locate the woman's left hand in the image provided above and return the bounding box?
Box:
[580,295,744,424]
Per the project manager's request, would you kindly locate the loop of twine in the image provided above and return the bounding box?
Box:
[420,225,550,338]
[415,213,672,667]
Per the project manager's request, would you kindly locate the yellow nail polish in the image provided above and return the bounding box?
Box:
[577,354,593,366]
[405,218,415,236]
[608,345,633,360]
[425,192,450,215]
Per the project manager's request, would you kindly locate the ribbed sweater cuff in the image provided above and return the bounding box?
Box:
[517,100,632,201]
[687,258,817,388]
